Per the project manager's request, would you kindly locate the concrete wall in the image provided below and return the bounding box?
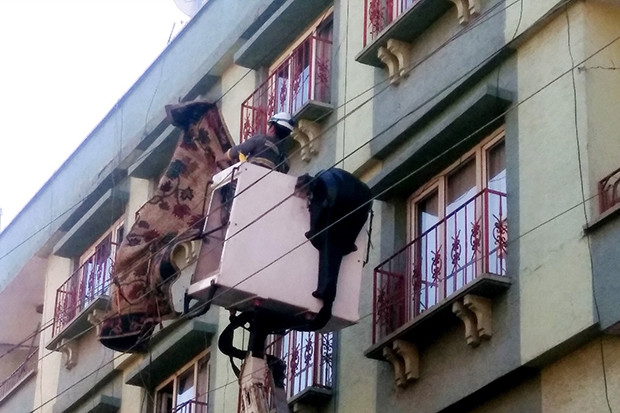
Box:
[541,336,620,412]
[0,374,37,413]
[8,1,620,413]
[515,2,596,364]
[34,255,68,413]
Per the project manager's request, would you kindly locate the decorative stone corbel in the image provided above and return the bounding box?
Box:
[378,46,401,85]
[172,240,200,268]
[87,309,107,336]
[468,0,480,18]
[452,294,493,346]
[393,339,419,381]
[383,340,419,387]
[383,346,407,387]
[292,119,321,162]
[449,0,480,25]
[386,39,412,79]
[452,300,480,346]
[464,294,492,339]
[59,338,78,370]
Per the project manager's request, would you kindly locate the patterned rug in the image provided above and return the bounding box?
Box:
[99,101,233,352]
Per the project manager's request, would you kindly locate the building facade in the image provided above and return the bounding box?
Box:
[0,0,620,412]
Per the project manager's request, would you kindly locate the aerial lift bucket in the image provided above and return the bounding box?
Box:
[187,162,366,331]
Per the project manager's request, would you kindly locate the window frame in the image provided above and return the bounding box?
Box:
[407,127,505,306]
[154,350,211,413]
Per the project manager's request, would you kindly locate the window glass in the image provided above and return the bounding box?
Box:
[155,352,210,413]
[416,190,439,313]
[447,158,476,214]
[487,140,506,192]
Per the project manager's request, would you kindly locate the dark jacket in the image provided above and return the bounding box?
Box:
[228,133,289,173]
[306,168,372,254]
[304,168,372,304]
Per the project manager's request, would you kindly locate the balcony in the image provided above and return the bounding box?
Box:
[0,348,38,403]
[357,0,459,67]
[51,235,115,339]
[370,189,510,350]
[240,33,333,142]
[599,167,620,214]
[363,0,416,47]
[266,331,333,404]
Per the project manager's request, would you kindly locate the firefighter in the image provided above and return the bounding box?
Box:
[295,169,372,306]
[222,112,295,173]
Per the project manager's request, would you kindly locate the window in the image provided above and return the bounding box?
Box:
[240,13,333,141]
[52,218,124,337]
[409,130,505,313]
[155,352,210,413]
[372,127,507,343]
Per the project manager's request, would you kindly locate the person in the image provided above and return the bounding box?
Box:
[295,168,373,329]
[222,112,295,173]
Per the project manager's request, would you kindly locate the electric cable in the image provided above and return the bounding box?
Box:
[25,49,620,409]
[10,4,620,408]
[565,6,613,412]
[3,3,616,360]
[6,0,620,365]
[0,0,520,264]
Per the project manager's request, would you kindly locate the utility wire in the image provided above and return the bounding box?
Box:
[24,31,620,408]
[5,0,620,365]
[0,0,519,265]
[14,4,620,410]
[564,6,613,413]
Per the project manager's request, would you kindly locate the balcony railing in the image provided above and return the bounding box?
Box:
[266,331,333,400]
[172,400,208,413]
[240,33,332,141]
[363,0,417,47]
[52,235,114,337]
[372,188,508,343]
[0,348,38,402]
[599,167,620,214]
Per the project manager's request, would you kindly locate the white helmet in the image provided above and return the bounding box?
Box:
[269,112,296,132]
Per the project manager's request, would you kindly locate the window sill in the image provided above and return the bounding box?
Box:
[46,296,109,352]
[365,273,510,360]
[356,0,453,68]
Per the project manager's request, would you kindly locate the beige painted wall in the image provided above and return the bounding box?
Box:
[541,336,620,412]
[336,0,376,173]
[516,3,595,362]
[33,255,69,413]
[209,307,243,413]
[217,63,258,146]
[582,2,620,218]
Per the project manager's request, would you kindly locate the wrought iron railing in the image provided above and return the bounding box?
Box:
[363,0,418,47]
[52,234,115,337]
[265,331,333,400]
[599,167,620,214]
[372,188,508,343]
[240,33,332,141]
[172,399,208,413]
[0,348,38,402]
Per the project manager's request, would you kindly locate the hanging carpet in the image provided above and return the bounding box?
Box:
[99,101,233,352]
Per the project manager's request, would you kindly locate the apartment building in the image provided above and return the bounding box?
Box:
[0,0,619,412]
